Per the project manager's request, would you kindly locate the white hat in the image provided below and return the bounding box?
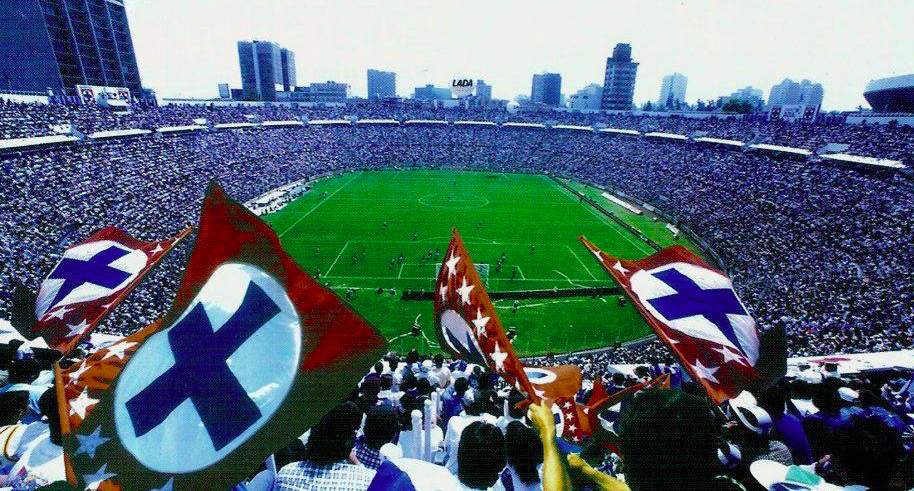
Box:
[731,402,772,436]
[838,387,859,403]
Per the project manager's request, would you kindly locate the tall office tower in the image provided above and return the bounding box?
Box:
[531,73,561,106]
[280,48,296,92]
[600,43,638,110]
[367,69,396,99]
[475,79,492,101]
[238,40,294,101]
[0,0,143,96]
[658,73,688,107]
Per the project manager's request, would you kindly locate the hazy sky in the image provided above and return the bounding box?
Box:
[125,0,914,110]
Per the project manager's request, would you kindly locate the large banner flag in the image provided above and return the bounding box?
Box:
[523,365,583,400]
[29,226,191,354]
[434,229,541,401]
[579,237,772,404]
[62,184,387,491]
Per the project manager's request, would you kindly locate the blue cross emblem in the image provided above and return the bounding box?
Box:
[646,268,748,351]
[125,281,280,451]
[47,246,132,309]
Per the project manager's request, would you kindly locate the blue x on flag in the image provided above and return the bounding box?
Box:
[113,264,302,473]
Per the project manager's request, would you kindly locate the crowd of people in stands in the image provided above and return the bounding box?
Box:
[1,103,913,364]
[2,98,914,161]
[1,346,912,490]
[1,101,913,489]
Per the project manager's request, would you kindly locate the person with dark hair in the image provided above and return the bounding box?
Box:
[274,402,374,491]
[2,389,64,489]
[756,385,813,465]
[818,414,905,490]
[444,388,497,474]
[618,389,721,491]
[456,421,506,490]
[355,405,398,470]
[0,359,47,424]
[497,421,543,491]
[496,389,526,432]
[441,377,470,427]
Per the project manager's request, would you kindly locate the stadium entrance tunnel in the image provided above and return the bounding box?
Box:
[401,286,622,301]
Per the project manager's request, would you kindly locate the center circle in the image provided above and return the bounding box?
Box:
[418,193,490,209]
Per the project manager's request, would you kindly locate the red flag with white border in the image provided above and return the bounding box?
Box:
[31,226,191,354]
[580,236,763,404]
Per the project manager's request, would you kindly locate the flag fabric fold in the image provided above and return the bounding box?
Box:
[62,183,387,491]
[434,229,540,402]
[30,226,191,354]
[579,236,768,404]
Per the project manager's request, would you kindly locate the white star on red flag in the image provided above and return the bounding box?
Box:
[69,389,99,419]
[691,359,720,384]
[490,343,508,371]
[612,261,630,275]
[445,253,460,277]
[456,277,474,305]
[472,308,490,337]
[66,319,90,339]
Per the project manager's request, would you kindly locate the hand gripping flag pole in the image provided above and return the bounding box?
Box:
[60,183,387,491]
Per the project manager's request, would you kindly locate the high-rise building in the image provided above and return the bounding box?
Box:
[367,69,396,99]
[0,0,143,96]
[413,84,451,101]
[601,43,638,111]
[767,78,824,108]
[531,73,561,106]
[658,73,687,108]
[238,40,295,101]
[280,49,296,92]
[569,84,603,111]
[475,80,492,101]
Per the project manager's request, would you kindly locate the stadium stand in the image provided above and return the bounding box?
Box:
[1,101,913,490]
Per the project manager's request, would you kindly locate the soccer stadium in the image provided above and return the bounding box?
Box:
[1,2,913,491]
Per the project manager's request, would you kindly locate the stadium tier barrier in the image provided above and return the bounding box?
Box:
[0,116,906,171]
[548,175,663,252]
[401,286,622,301]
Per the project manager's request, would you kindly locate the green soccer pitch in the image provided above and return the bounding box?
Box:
[263,170,702,356]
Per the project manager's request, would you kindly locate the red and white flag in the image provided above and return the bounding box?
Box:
[580,237,763,404]
[32,226,191,354]
[434,229,541,402]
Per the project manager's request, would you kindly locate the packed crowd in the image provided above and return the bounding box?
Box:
[2,99,914,162]
[1,106,912,362]
[2,347,912,490]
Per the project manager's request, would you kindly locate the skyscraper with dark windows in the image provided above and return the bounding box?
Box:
[238,40,295,101]
[367,69,396,99]
[601,43,638,110]
[531,73,561,106]
[0,0,143,96]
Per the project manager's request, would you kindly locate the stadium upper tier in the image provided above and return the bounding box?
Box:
[864,74,914,113]
[0,110,912,363]
[1,101,913,163]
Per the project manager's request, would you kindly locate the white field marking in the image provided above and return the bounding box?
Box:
[396,263,405,279]
[278,172,362,238]
[554,269,589,289]
[324,241,350,277]
[493,298,590,309]
[540,175,653,255]
[321,274,605,282]
[387,328,440,349]
[565,245,598,280]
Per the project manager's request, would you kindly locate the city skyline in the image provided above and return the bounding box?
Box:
[124,0,914,110]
